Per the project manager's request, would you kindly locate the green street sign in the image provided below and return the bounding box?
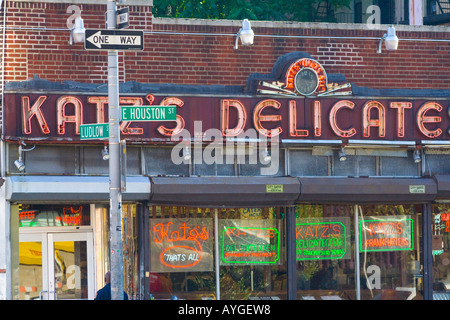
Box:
[80,123,109,140]
[121,105,177,121]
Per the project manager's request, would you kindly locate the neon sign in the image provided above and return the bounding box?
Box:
[434,212,450,233]
[296,217,350,260]
[220,221,281,265]
[58,206,83,226]
[19,210,38,227]
[18,205,86,227]
[284,58,327,95]
[150,219,213,272]
[4,93,450,142]
[360,216,414,252]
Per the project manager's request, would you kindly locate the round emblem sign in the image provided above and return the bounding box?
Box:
[294,67,319,96]
[284,58,327,96]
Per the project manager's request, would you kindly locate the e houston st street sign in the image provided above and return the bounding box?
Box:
[121,105,177,121]
[84,29,144,50]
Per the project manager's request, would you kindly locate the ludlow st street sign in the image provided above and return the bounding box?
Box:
[80,123,109,140]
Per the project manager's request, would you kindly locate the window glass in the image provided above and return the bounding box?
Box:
[18,241,43,300]
[148,206,286,300]
[295,204,356,300]
[149,206,216,300]
[218,207,286,300]
[432,204,450,300]
[295,204,423,300]
[358,204,423,300]
[18,204,90,227]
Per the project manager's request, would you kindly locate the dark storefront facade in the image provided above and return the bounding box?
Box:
[4,53,450,300]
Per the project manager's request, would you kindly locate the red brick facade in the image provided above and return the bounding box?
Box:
[2,1,450,90]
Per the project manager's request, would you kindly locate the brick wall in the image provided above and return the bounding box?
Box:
[2,1,450,90]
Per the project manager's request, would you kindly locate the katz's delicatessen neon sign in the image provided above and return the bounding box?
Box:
[4,93,450,142]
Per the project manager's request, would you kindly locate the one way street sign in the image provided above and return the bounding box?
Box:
[85,29,144,51]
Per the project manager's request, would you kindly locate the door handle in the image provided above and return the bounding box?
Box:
[39,290,58,300]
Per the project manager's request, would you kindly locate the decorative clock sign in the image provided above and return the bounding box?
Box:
[286,58,328,96]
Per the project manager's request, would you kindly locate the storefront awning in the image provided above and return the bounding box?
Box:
[433,175,450,199]
[149,176,300,207]
[297,177,437,203]
[6,176,151,202]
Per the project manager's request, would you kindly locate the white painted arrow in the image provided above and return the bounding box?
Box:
[86,31,142,49]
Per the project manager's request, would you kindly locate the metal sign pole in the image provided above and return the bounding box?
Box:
[214,209,220,300]
[107,0,124,300]
[354,205,361,300]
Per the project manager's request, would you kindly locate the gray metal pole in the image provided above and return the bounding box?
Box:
[354,205,361,300]
[286,206,297,300]
[422,203,433,300]
[214,209,220,300]
[106,0,124,300]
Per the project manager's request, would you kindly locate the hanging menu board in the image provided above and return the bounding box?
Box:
[220,219,281,265]
[150,218,214,272]
[296,217,351,260]
[360,215,414,252]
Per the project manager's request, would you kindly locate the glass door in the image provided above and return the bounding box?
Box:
[18,234,46,300]
[19,232,94,300]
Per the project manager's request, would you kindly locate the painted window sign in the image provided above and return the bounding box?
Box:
[296,217,351,260]
[150,219,213,272]
[360,215,414,252]
[220,220,281,265]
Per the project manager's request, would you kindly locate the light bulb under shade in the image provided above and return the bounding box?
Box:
[239,19,254,46]
[102,146,110,161]
[413,150,421,163]
[263,147,271,162]
[71,16,85,44]
[183,146,191,161]
[384,25,398,51]
[14,159,25,172]
[338,148,347,162]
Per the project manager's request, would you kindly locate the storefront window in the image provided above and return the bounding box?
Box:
[219,207,286,300]
[149,206,216,299]
[358,205,423,300]
[147,204,426,300]
[295,204,356,300]
[431,204,450,300]
[295,204,424,300]
[148,206,286,300]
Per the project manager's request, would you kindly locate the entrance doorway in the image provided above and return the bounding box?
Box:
[18,231,94,300]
